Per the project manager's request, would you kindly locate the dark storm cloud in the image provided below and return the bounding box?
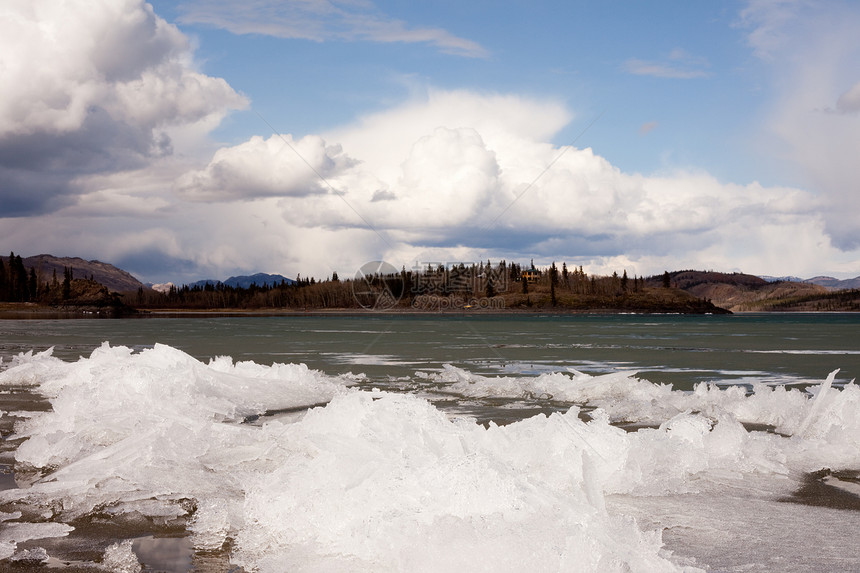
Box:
[0,108,167,217]
[0,0,245,218]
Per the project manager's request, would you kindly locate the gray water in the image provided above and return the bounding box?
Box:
[2,313,858,391]
[2,312,859,572]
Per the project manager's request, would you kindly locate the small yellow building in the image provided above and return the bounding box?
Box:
[521,269,542,283]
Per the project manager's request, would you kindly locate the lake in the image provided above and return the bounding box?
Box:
[1,313,859,571]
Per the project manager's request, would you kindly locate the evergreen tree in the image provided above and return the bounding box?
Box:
[28,268,37,301]
[0,256,6,300]
[62,267,71,300]
[9,254,28,302]
[662,271,671,288]
[621,270,628,292]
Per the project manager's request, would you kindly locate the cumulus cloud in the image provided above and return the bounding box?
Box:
[0,0,246,216]
[175,134,358,201]
[5,84,853,284]
[140,88,840,283]
[4,1,857,284]
[177,0,488,58]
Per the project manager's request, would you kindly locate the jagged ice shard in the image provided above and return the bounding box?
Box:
[1,343,859,571]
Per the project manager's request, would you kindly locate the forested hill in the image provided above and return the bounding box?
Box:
[651,270,860,312]
[1,254,147,293]
[3,253,858,313]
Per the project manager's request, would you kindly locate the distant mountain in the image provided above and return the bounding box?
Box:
[649,270,815,312]
[649,270,860,312]
[758,275,860,290]
[188,273,295,289]
[759,275,805,283]
[803,276,860,290]
[12,254,147,293]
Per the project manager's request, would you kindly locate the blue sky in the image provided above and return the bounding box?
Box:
[172,1,760,182]
[2,0,860,284]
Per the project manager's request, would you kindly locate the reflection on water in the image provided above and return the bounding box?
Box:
[133,535,193,572]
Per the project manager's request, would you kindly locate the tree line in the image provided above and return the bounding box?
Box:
[128,260,673,310]
[3,250,688,311]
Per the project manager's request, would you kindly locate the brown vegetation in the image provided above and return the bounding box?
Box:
[650,270,857,312]
[5,251,858,315]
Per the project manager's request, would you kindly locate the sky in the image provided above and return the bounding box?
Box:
[2,0,860,285]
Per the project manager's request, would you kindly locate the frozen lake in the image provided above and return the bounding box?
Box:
[1,313,859,571]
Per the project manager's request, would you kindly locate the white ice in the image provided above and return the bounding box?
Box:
[1,343,858,572]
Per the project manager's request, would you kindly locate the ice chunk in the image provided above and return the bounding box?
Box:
[10,546,49,565]
[103,539,141,573]
[0,521,73,561]
[188,498,230,551]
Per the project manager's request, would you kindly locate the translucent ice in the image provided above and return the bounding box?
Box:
[2,344,857,572]
[103,539,141,573]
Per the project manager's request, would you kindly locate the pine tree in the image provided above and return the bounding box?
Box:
[0,256,6,301]
[28,268,37,301]
[11,254,28,302]
[62,267,71,300]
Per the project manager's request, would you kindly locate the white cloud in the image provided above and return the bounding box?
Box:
[175,134,358,201]
[737,0,807,60]
[177,0,488,58]
[0,0,247,216]
[136,88,855,283]
[739,0,860,249]
[5,0,860,284]
[7,79,857,284]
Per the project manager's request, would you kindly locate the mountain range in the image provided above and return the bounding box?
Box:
[187,273,296,289]
[761,275,860,289]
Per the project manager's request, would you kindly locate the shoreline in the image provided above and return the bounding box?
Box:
[0,301,737,318]
[3,300,858,318]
